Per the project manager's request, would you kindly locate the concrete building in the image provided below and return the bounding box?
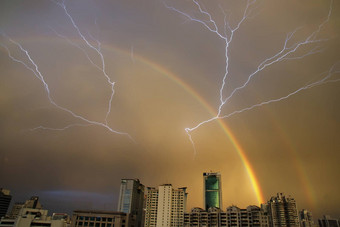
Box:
[117,179,145,227]
[0,189,12,218]
[299,209,314,227]
[0,208,68,227]
[318,215,339,227]
[203,172,222,211]
[184,205,268,227]
[9,204,24,219]
[144,184,187,227]
[144,187,158,227]
[184,207,212,227]
[0,196,70,227]
[71,210,131,227]
[226,205,268,227]
[9,196,42,219]
[266,193,299,227]
[247,205,269,227]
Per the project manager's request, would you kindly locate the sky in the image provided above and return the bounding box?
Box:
[0,0,339,219]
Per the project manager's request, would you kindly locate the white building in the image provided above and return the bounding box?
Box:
[144,184,187,227]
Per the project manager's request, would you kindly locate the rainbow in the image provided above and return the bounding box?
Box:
[7,36,266,205]
[270,120,316,209]
[131,50,266,205]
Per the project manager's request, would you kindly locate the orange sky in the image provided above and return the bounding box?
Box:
[0,0,339,218]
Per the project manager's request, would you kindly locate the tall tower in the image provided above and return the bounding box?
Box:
[117,179,145,227]
[203,172,222,210]
[299,209,314,227]
[144,187,158,227]
[144,184,187,227]
[0,189,12,218]
[267,193,299,227]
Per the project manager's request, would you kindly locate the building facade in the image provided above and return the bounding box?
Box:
[9,196,42,219]
[0,189,12,218]
[144,187,158,227]
[299,209,313,227]
[266,193,299,227]
[144,184,187,227]
[203,172,222,211]
[184,205,268,227]
[71,210,131,227]
[0,208,68,227]
[117,179,145,227]
[318,215,339,227]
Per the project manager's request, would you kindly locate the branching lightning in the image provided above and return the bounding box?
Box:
[165,0,338,153]
[29,124,93,132]
[0,0,134,141]
[51,0,115,125]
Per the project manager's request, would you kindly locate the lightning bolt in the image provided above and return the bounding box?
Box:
[1,35,133,141]
[51,0,114,125]
[165,0,337,152]
[1,0,134,140]
[29,124,93,132]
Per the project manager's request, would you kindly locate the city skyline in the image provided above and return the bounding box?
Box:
[1,176,337,221]
[0,0,339,220]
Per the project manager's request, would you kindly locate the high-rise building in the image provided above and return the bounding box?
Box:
[203,172,222,210]
[144,187,158,227]
[266,193,299,227]
[144,184,187,227]
[117,179,145,226]
[299,209,314,227]
[0,188,12,218]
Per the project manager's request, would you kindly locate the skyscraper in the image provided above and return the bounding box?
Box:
[117,179,145,227]
[0,188,12,218]
[203,172,222,210]
[144,187,158,227]
[144,184,187,227]
[266,193,299,227]
[299,209,314,227]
